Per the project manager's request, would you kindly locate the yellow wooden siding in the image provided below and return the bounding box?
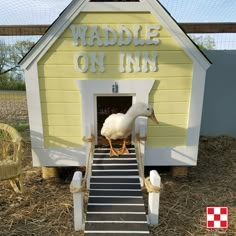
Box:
[44,126,81,137]
[41,103,81,115]
[42,115,81,126]
[147,125,187,137]
[47,38,182,52]
[38,64,192,78]
[39,51,191,65]
[63,23,171,38]
[38,12,193,148]
[44,136,83,147]
[74,13,159,24]
[39,77,192,91]
[147,137,186,146]
[40,91,81,103]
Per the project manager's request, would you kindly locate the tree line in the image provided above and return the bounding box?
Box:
[0,40,34,90]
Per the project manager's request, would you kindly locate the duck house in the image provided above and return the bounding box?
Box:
[20,0,211,167]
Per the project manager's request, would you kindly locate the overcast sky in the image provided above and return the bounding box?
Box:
[0,0,236,24]
[0,0,235,49]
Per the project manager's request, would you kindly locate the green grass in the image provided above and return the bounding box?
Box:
[11,123,29,132]
[0,90,26,101]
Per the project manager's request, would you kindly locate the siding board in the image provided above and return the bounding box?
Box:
[40,91,81,103]
[38,64,193,78]
[39,51,191,65]
[49,37,182,52]
[42,115,81,126]
[41,103,81,115]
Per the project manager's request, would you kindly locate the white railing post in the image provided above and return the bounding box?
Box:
[135,119,147,188]
[86,123,92,189]
[70,171,83,231]
[148,170,161,225]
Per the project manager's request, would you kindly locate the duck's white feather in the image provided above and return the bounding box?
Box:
[101,102,157,141]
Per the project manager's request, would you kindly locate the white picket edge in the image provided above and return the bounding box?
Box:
[148,170,161,225]
[70,171,84,231]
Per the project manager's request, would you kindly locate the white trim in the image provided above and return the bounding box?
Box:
[31,147,86,166]
[25,63,44,149]
[144,146,198,166]
[140,0,211,70]
[82,2,148,12]
[30,146,198,167]
[76,79,155,145]
[186,62,206,146]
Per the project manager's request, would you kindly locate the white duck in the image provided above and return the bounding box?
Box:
[101,102,158,157]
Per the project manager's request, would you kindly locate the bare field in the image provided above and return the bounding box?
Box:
[0,91,28,124]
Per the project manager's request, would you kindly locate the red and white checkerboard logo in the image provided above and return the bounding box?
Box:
[206,207,228,229]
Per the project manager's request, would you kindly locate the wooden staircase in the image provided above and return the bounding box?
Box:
[84,145,150,235]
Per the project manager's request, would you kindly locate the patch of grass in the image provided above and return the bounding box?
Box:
[11,123,29,132]
[0,90,26,101]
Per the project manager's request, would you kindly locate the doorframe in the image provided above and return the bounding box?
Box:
[76,79,155,146]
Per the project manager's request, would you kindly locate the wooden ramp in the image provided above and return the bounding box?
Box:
[84,145,150,236]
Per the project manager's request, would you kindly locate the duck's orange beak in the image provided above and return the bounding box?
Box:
[149,112,159,124]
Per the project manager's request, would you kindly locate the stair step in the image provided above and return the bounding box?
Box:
[95,145,135,149]
[87,205,146,213]
[92,165,138,170]
[94,149,135,154]
[85,222,149,231]
[90,184,141,190]
[86,213,147,222]
[90,178,140,183]
[88,197,143,204]
[90,190,143,197]
[93,159,137,164]
[92,171,139,176]
[93,154,136,158]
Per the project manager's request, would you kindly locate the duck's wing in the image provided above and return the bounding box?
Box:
[101,113,125,138]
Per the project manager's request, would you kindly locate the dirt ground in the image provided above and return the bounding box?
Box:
[0,132,236,236]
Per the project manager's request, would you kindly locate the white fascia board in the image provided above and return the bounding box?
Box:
[24,63,44,149]
[20,0,90,70]
[186,62,206,147]
[144,146,198,166]
[32,147,86,167]
[140,0,211,71]
[82,2,148,12]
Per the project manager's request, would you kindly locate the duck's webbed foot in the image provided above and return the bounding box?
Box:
[117,139,129,155]
[110,148,119,157]
[106,137,119,157]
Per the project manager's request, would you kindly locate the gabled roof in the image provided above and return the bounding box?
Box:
[19,0,211,70]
